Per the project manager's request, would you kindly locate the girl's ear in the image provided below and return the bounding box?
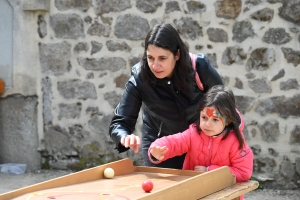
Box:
[175,49,180,60]
[225,119,231,126]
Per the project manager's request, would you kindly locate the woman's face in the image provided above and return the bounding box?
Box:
[146,44,179,79]
[199,106,227,137]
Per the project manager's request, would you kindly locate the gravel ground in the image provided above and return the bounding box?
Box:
[0,170,299,199]
[245,189,300,200]
[0,170,73,194]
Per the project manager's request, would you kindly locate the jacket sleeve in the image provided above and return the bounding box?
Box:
[109,75,142,153]
[148,126,194,164]
[209,139,254,182]
[196,53,223,92]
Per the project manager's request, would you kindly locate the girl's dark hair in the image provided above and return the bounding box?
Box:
[195,85,245,149]
[140,23,194,91]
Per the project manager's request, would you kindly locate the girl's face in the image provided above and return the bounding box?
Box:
[146,44,179,79]
[199,106,227,137]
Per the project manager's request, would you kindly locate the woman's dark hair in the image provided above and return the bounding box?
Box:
[195,85,245,149]
[140,23,194,91]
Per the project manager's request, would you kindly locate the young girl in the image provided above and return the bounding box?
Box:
[149,85,253,187]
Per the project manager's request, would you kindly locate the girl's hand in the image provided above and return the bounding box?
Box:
[121,134,141,153]
[194,165,207,172]
[150,146,168,161]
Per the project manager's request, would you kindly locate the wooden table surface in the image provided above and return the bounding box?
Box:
[0,158,258,200]
[12,172,193,200]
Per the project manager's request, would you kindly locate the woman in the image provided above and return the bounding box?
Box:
[109,23,223,169]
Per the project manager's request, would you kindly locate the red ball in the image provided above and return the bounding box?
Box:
[142,180,153,192]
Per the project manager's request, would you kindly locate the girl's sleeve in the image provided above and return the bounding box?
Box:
[148,127,193,164]
[109,75,142,153]
[209,139,254,182]
[229,142,254,182]
[196,53,223,92]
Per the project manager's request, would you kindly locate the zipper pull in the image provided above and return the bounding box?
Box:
[208,137,212,149]
[157,122,163,137]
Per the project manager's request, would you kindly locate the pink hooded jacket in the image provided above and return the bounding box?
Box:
[148,112,253,183]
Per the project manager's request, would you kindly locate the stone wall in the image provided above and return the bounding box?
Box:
[0,0,299,189]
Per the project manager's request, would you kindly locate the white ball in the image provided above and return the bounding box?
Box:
[104,167,114,179]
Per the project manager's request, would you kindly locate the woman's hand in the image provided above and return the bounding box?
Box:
[121,134,141,153]
[194,165,207,172]
[150,146,168,161]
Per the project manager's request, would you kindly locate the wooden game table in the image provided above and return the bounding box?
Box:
[0,158,258,200]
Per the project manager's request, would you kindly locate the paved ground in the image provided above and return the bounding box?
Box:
[0,170,299,199]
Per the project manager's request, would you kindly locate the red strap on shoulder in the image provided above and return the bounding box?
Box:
[189,53,204,91]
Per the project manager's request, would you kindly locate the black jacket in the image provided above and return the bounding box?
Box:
[109,53,223,169]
